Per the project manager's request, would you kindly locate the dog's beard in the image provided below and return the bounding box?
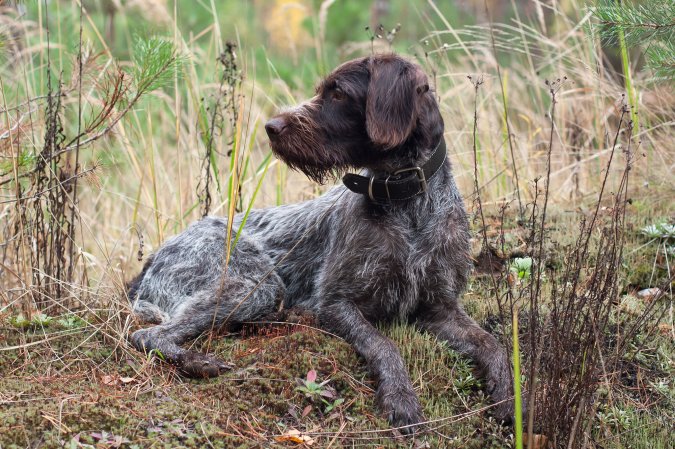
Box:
[272,146,349,185]
[269,127,351,185]
[298,165,347,185]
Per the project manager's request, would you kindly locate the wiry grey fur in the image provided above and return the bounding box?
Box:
[128,54,515,434]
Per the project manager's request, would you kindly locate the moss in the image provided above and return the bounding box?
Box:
[1,217,673,449]
[0,321,513,448]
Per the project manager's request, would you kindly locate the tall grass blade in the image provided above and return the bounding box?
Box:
[513,312,523,449]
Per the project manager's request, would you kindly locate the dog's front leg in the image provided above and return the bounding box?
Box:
[416,302,515,423]
[320,300,425,434]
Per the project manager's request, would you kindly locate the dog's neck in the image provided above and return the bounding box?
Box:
[342,135,448,204]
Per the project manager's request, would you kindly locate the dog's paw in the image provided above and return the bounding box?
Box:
[491,396,516,424]
[130,328,154,353]
[178,351,233,379]
[485,367,520,424]
[377,384,426,435]
[487,379,528,425]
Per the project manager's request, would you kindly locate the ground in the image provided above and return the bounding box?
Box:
[1,318,513,448]
[1,208,673,449]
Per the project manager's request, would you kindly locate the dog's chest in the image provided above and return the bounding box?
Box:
[354,214,459,321]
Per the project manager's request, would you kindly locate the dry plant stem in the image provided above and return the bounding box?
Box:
[537,100,638,447]
[1,78,31,298]
[525,177,542,444]
[32,2,71,302]
[199,69,223,217]
[557,109,627,340]
[204,46,246,345]
[470,76,503,314]
[8,4,174,307]
[527,86,558,448]
[59,73,156,153]
[0,167,99,206]
[0,61,158,192]
[567,396,586,449]
[67,1,84,283]
[485,0,523,220]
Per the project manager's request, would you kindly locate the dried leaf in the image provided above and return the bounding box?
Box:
[101,375,117,386]
[524,433,548,449]
[306,369,317,383]
[275,428,315,445]
[319,388,336,399]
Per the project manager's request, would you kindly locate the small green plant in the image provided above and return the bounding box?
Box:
[510,257,533,280]
[295,369,343,414]
[640,222,675,240]
[453,371,480,395]
[9,313,53,329]
[8,314,31,329]
[57,315,87,329]
[597,405,635,431]
[323,398,345,414]
[512,313,523,449]
[0,149,35,174]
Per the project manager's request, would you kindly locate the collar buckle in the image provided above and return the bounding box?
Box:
[342,139,445,202]
[391,166,427,195]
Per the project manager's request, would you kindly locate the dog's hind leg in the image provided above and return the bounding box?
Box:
[130,229,285,378]
[131,268,283,378]
[130,291,231,378]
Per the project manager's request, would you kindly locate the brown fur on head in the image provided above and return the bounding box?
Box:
[365,55,430,150]
[265,54,442,183]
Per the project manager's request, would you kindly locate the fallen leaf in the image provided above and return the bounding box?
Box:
[302,405,312,417]
[524,433,548,449]
[101,375,117,386]
[275,428,315,446]
[658,323,673,336]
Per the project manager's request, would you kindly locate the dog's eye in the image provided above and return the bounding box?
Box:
[331,88,346,101]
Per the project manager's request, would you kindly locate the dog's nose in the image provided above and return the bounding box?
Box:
[265,117,288,138]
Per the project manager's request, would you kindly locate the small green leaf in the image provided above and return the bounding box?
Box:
[510,257,533,280]
[9,314,31,329]
[148,348,166,361]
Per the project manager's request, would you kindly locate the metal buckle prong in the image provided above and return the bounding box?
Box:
[392,166,427,194]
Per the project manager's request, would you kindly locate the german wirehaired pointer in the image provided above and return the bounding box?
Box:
[128,54,515,433]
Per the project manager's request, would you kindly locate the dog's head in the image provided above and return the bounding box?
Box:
[265,55,443,184]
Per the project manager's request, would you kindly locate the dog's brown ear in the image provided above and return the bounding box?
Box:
[366,58,428,149]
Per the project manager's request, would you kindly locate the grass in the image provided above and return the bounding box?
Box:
[1,0,673,448]
[1,210,672,447]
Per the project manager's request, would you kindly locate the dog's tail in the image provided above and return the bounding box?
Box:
[126,255,170,324]
[126,254,153,303]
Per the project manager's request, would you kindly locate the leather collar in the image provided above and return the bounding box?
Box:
[342,139,446,202]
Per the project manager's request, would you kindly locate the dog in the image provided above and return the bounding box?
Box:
[128,54,515,433]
